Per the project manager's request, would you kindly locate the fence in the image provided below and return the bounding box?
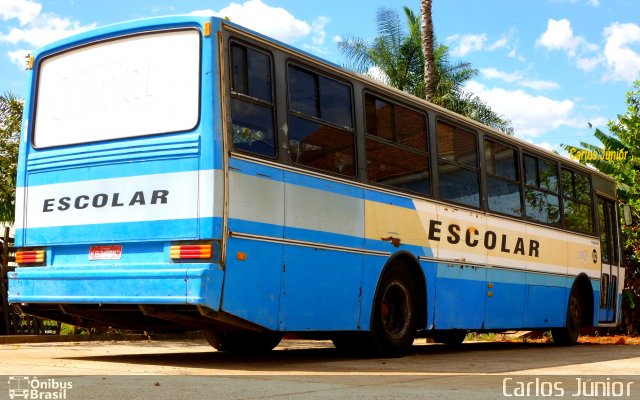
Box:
[0,226,58,335]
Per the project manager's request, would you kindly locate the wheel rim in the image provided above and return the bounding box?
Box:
[381,281,411,339]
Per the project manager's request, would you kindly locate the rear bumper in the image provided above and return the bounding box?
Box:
[8,264,224,311]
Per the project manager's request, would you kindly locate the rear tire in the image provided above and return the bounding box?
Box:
[552,288,582,346]
[369,265,417,356]
[203,329,283,353]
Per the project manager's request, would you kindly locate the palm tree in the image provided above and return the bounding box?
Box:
[338,6,513,134]
[421,0,436,102]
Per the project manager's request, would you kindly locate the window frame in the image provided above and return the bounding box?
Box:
[363,91,431,197]
[228,40,278,159]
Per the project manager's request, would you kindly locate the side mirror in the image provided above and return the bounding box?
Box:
[622,204,633,226]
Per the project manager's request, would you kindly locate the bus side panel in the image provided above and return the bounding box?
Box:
[358,255,388,331]
[523,273,569,328]
[484,268,525,329]
[279,246,362,331]
[422,260,438,330]
[222,237,283,330]
[433,263,486,329]
[227,159,285,238]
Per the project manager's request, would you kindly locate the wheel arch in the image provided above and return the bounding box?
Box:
[370,251,427,330]
[571,273,595,327]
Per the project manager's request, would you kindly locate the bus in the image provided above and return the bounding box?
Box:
[9,15,624,355]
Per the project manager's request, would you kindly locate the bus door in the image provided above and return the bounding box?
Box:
[597,197,620,323]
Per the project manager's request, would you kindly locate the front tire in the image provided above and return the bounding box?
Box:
[203,329,283,353]
[552,288,582,346]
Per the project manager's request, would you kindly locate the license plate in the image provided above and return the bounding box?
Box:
[89,245,122,260]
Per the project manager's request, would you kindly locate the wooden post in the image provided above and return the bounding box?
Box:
[1,227,11,334]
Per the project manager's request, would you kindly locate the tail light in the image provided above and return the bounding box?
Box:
[16,249,46,265]
[170,243,213,260]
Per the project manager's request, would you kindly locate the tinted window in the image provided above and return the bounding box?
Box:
[485,139,521,217]
[540,159,558,192]
[437,121,479,207]
[396,105,427,151]
[232,45,272,102]
[437,122,477,168]
[289,66,353,128]
[289,116,355,176]
[562,168,593,233]
[288,66,317,117]
[438,162,480,208]
[320,76,352,127]
[365,94,430,195]
[287,65,355,177]
[231,99,275,156]
[367,139,430,195]
[486,140,517,181]
[230,43,275,157]
[523,154,560,225]
[524,188,560,224]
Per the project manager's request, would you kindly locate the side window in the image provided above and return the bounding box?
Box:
[287,65,355,176]
[365,94,430,195]
[484,139,521,217]
[230,43,276,157]
[523,154,560,225]
[562,168,594,233]
[437,121,479,208]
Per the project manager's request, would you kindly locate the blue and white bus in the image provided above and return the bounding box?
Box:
[10,15,623,354]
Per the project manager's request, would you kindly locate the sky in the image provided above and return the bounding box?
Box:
[1,0,639,155]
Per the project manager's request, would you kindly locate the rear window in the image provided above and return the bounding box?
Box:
[34,29,200,148]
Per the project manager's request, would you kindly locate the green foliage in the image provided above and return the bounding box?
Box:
[338,6,512,134]
[0,92,22,223]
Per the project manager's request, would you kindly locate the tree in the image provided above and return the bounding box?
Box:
[338,6,512,134]
[562,80,640,333]
[421,0,436,102]
[0,92,22,223]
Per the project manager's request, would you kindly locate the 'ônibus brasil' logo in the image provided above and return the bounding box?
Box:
[8,376,73,399]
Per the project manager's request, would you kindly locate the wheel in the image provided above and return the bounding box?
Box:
[369,265,417,355]
[552,288,582,346]
[431,330,467,346]
[203,329,283,353]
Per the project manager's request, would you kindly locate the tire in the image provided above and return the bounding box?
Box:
[203,329,283,353]
[552,288,582,346]
[432,330,467,346]
[369,265,417,356]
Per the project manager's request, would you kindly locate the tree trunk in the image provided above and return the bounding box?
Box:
[421,0,437,102]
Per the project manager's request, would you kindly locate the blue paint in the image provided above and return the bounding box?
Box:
[9,264,224,310]
[279,245,362,331]
[485,269,525,328]
[222,237,284,330]
[434,264,486,329]
[21,217,221,246]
